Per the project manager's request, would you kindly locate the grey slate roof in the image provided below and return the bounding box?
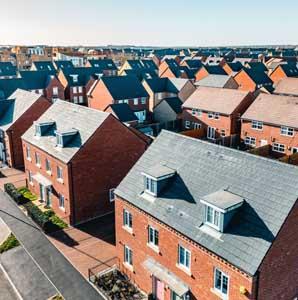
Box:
[0,89,42,131]
[0,62,17,77]
[196,74,233,88]
[115,130,298,276]
[107,103,138,123]
[144,164,176,179]
[22,100,109,163]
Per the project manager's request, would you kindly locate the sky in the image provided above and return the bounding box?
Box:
[0,0,297,47]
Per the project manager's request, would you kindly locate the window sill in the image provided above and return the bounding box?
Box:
[36,164,41,169]
[147,243,160,254]
[46,171,52,176]
[59,206,65,212]
[210,288,228,299]
[26,158,32,162]
[176,263,191,276]
[123,262,133,272]
[57,178,64,184]
[122,226,133,235]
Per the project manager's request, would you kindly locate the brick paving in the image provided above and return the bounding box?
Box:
[0,167,26,191]
[49,213,116,278]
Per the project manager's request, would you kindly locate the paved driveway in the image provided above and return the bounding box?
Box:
[49,213,117,278]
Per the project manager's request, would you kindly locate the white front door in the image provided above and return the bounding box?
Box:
[207,127,216,140]
[39,184,45,202]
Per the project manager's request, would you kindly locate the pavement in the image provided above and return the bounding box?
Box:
[0,267,19,300]
[0,190,103,300]
[1,246,57,300]
[0,168,26,191]
[49,213,116,278]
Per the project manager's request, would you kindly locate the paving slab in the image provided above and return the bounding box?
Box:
[0,266,18,300]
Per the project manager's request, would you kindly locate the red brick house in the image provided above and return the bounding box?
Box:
[234,68,273,93]
[182,87,254,145]
[88,76,149,123]
[0,89,51,169]
[269,63,298,84]
[114,130,298,300]
[241,93,298,156]
[195,65,227,82]
[159,59,195,79]
[274,77,298,97]
[20,70,65,102]
[22,100,150,225]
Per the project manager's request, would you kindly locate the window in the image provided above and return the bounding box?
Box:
[28,171,33,184]
[35,152,41,166]
[73,96,78,104]
[57,166,63,181]
[45,159,51,173]
[293,147,298,154]
[205,205,221,230]
[194,123,201,130]
[208,112,213,119]
[141,97,146,104]
[59,194,65,209]
[26,146,31,160]
[145,177,157,195]
[134,98,138,105]
[72,86,78,93]
[123,209,132,228]
[208,112,220,120]
[220,129,226,137]
[272,143,285,153]
[118,100,124,104]
[79,96,84,103]
[244,136,256,146]
[214,112,220,120]
[178,245,191,269]
[109,188,115,202]
[53,87,58,96]
[251,120,263,130]
[56,134,63,147]
[78,86,83,93]
[148,226,159,247]
[185,121,190,129]
[124,245,133,266]
[281,126,294,136]
[214,268,229,297]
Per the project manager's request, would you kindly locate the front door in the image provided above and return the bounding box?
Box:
[45,187,51,207]
[207,126,216,140]
[155,278,164,300]
[39,184,45,202]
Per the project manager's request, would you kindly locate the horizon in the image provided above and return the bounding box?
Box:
[1,0,298,47]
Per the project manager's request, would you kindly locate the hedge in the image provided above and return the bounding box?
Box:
[4,183,28,205]
[0,234,20,254]
[17,187,38,201]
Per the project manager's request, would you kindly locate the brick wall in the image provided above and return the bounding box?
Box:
[269,66,287,84]
[234,71,256,92]
[115,198,255,300]
[6,97,51,169]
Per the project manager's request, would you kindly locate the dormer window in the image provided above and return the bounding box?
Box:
[56,134,63,147]
[142,164,176,198]
[34,121,55,137]
[35,124,42,136]
[200,190,244,232]
[55,129,78,148]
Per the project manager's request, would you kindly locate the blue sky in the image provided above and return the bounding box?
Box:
[1,0,297,46]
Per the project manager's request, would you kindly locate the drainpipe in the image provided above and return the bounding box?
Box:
[7,130,14,167]
[68,161,76,225]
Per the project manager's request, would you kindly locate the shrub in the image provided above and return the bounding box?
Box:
[23,202,50,230]
[50,215,68,230]
[4,183,27,205]
[17,187,37,201]
[44,210,55,218]
[0,234,20,253]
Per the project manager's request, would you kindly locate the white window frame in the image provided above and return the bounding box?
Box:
[205,205,221,230]
[26,146,31,161]
[124,245,133,266]
[78,86,83,93]
[45,158,51,173]
[134,98,138,105]
[57,166,63,182]
[220,129,226,137]
[52,86,58,96]
[280,126,294,137]
[56,134,63,147]
[178,245,191,270]
[123,209,132,229]
[145,177,157,195]
[72,86,78,94]
[185,121,191,129]
[35,152,41,167]
[272,143,285,153]
[244,136,256,147]
[109,188,115,202]
[79,95,84,103]
[251,120,263,130]
[214,268,229,298]
[148,226,159,247]
[58,193,65,209]
[141,97,146,105]
[28,171,33,184]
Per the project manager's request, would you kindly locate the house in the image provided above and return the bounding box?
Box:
[245,62,268,73]
[241,93,298,155]
[234,68,273,93]
[20,70,65,101]
[31,61,56,72]
[0,62,17,78]
[182,87,254,144]
[22,100,150,225]
[159,59,195,79]
[273,77,298,97]
[88,76,149,123]
[180,59,203,72]
[195,65,227,81]
[153,97,183,125]
[222,62,244,75]
[232,57,254,65]
[114,130,298,300]
[58,67,100,104]
[269,63,298,84]
[54,60,75,70]
[104,103,139,127]
[0,89,51,169]
[195,74,239,89]
[119,59,157,76]
[86,59,118,76]
[143,77,196,112]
